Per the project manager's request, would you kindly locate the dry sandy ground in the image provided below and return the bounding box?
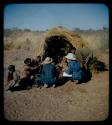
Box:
[4,71,109,121]
[4,49,109,121]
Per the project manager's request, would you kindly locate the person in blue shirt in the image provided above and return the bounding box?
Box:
[40,57,57,88]
[63,53,85,84]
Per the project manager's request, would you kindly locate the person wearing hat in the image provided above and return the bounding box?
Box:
[39,57,57,88]
[63,53,85,83]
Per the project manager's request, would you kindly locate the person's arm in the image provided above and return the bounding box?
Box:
[5,72,10,86]
[85,51,93,64]
[84,50,93,69]
[84,57,90,69]
[65,62,73,75]
[13,72,20,82]
[30,63,42,70]
[5,72,13,85]
[20,65,30,78]
[75,50,84,66]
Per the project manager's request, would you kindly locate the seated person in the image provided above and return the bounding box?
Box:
[5,65,20,91]
[31,56,42,66]
[31,56,42,75]
[13,58,40,90]
[70,47,93,70]
[57,57,68,77]
[63,53,85,84]
[39,57,57,88]
[35,56,42,66]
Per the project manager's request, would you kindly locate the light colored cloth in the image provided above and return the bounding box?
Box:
[63,72,72,77]
[65,53,76,60]
[42,57,53,64]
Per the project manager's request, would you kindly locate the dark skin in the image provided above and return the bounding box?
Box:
[71,49,76,54]
[56,57,68,78]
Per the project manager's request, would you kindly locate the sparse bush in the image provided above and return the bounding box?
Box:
[24,29,31,32]
[4,41,14,50]
[74,29,109,50]
[14,41,22,50]
[16,44,21,49]
[25,38,31,44]
[4,29,13,37]
[14,39,32,50]
[89,57,107,72]
[23,39,32,50]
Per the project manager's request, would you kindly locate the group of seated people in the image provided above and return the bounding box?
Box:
[5,49,91,91]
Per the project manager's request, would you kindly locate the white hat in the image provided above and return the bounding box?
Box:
[65,53,76,60]
[42,57,53,64]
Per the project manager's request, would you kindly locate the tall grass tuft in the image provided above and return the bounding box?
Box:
[4,41,14,50]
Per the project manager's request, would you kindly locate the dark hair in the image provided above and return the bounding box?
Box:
[71,47,76,50]
[8,65,15,72]
[36,56,41,62]
[24,58,31,65]
[37,56,41,59]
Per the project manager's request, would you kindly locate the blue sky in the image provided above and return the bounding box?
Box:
[4,4,109,31]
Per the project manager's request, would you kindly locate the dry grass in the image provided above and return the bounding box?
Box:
[46,27,87,48]
[4,41,14,50]
[4,27,109,62]
[3,27,109,121]
[76,30,109,51]
[33,27,88,59]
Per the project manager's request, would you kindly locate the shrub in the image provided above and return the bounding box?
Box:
[4,41,14,50]
[89,57,107,72]
[16,44,21,49]
[14,39,32,50]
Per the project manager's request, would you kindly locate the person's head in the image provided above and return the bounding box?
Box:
[8,65,15,73]
[37,56,41,61]
[24,58,31,66]
[65,53,76,62]
[71,47,76,54]
[62,57,67,62]
[37,56,41,59]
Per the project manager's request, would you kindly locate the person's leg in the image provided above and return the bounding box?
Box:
[9,79,25,91]
[34,74,42,87]
[5,80,15,91]
[71,79,79,84]
[55,77,69,87]
[52,84,56,88]
[68,77,82,84]
[87,58,92,70]
[18,78,29,90]
[75,79,82,84]
[29,77,35,88]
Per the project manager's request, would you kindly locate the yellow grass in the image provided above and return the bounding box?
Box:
[33,27,88,58]
[46,27,87,48]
